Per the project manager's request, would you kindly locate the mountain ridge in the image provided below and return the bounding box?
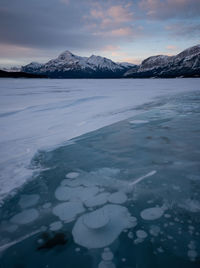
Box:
[21,51,136,78]
[15,44,200,78]
[124,44,200,78]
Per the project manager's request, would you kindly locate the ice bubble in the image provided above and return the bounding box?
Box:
[188,250,197,261]
[98,260,116,268]
[18,194,39,209]
[179,199,200,212]
[3,224,18,233]
[72,204,134,248]
[66,172,80,179]
[108,192,127,204]
[140,207,164,220]
[42,202,52,209]
[149,225,160,237]
[53,201,85,222]
[84,193,109,207]
[128,231,134,239]
[102,250,114,261]
[188,241,196,250]
[75,247,80,252]
[61,178,82,187]
[49,221,63,231]
[83,209,110,230]
[157,247,164,253]
[10,209,39,224]
[136,230,148,239]
[55,186,99,202]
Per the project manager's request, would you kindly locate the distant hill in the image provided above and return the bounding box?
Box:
[124,45,200,78]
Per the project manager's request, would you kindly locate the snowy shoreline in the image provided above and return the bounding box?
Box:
[0,78,199,202]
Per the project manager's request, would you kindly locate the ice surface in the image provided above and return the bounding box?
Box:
[10,209,39,224]
[52,201,85,222]
[72,204,135,248]
[0,78,198,201]
[140,207,164,220]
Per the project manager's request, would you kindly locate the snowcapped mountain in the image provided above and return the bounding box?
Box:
[22,51,135,78]
[124,45,200,78]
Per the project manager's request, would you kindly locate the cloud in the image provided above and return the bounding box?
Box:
[110,27,133,37]
[84,2,136,39]
[165,22,200,38]
[140,0,200,19]
[166,45,178,51]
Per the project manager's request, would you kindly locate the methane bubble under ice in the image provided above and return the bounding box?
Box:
[140,207,164,221]
[10,209,39,224]
[72,204,136,248]
[52,201,85,222]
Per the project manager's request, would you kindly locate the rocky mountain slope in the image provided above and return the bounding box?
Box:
[21,51,136,78]
[124,45,200,78]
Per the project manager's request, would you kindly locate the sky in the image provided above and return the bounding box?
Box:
[0,0,200,67]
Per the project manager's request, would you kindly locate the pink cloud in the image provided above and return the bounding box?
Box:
[102,45,121,52]
[166,45,178,51]
[139,0,200,19]
[110,27,133,37]
[83,2,137,40]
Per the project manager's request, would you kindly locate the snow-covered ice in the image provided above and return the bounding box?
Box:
[0,78,199,201]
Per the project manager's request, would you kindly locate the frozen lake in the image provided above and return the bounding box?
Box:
[0,78,199,202]
[0,78,200,267]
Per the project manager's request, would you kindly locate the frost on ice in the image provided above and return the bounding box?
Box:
[72,204,136,248]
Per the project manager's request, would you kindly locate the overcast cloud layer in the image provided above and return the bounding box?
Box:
[0,0,200,66]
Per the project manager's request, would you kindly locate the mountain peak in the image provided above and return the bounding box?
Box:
[58,50,76,60]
